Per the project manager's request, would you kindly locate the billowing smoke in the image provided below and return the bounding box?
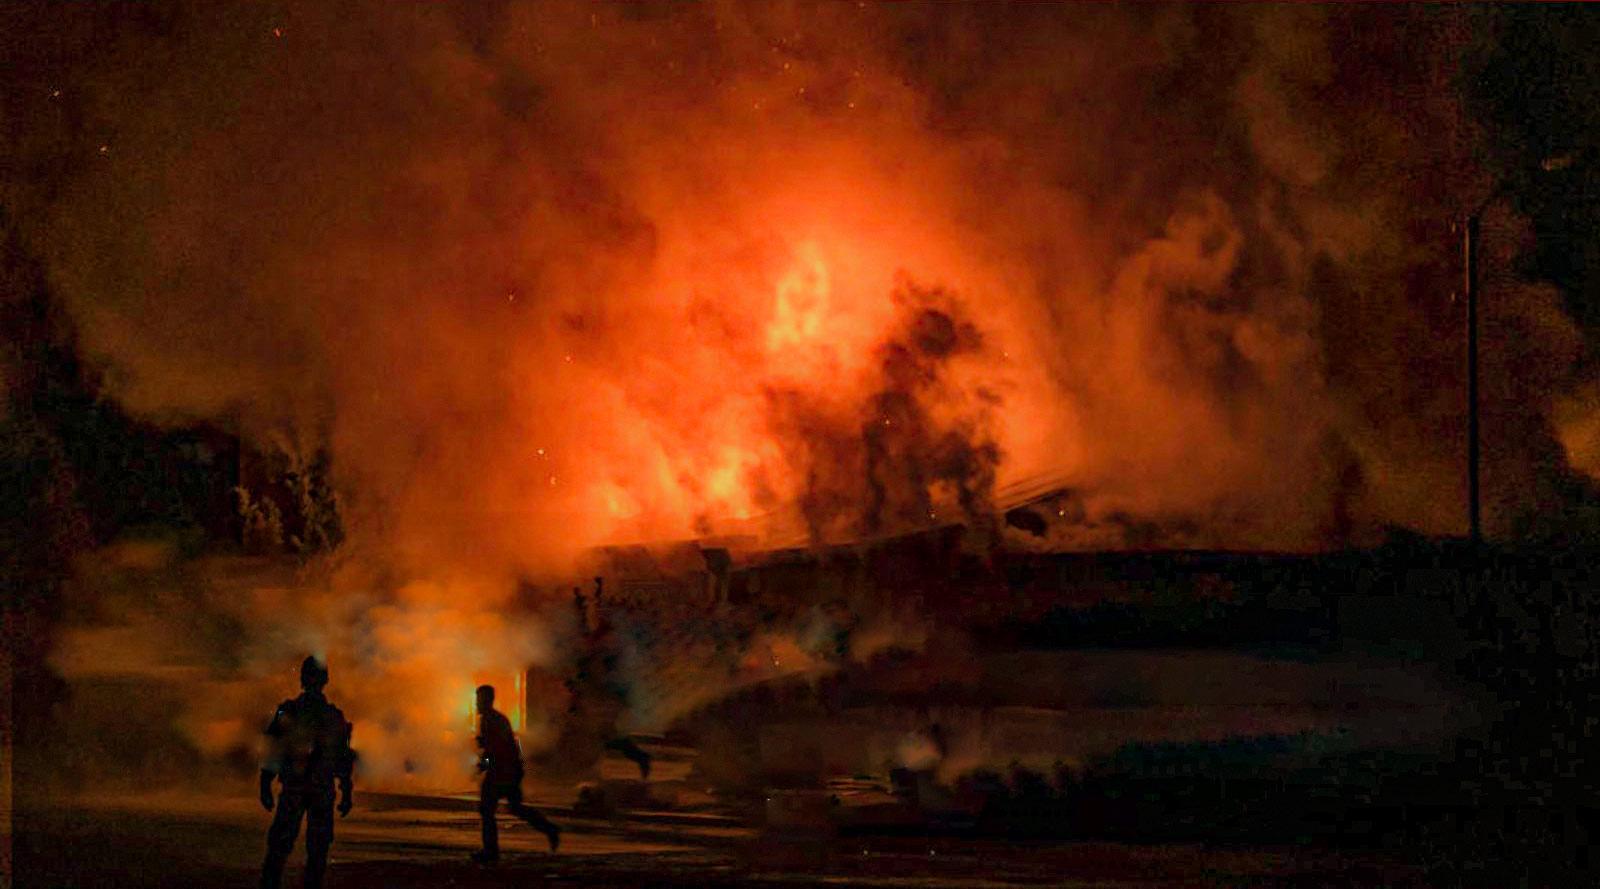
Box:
[9,3,1598,787]
[768,279,1000,542]
[18,0,1580,559]
[47,539,554,789]
[22,2,1586,559]
[1557,384,1600,482]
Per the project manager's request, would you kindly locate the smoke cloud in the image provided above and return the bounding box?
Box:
[11,3,1599,788]
[22,2,1588,559]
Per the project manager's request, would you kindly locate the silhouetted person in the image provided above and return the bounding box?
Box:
[473,684,560,863]
[260,656,353,889]
[568,577,652,780]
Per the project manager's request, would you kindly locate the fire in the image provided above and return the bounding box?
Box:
[493,165,1031,553]
[28,1,1560,575]
[766,241,833,353]
[29,2,1574,798]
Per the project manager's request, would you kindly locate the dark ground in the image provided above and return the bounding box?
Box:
[10,788,1429,889]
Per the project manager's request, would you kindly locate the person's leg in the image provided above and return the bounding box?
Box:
[506,783,561,851]
[605,736,652,780]
[303,791,336,889]
[260,792,305,889]
[476,779,501,859]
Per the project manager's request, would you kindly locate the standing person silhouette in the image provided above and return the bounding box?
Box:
[259,656,353,889]
[473,684,561,864]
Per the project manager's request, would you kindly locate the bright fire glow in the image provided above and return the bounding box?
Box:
[31,3,1528,796]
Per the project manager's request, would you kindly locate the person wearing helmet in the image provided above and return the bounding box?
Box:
[473,684,560,864]
[259,656,354,889]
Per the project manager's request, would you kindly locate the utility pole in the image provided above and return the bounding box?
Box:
[1462,176,1519,552]
[1464,212,1482,549]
